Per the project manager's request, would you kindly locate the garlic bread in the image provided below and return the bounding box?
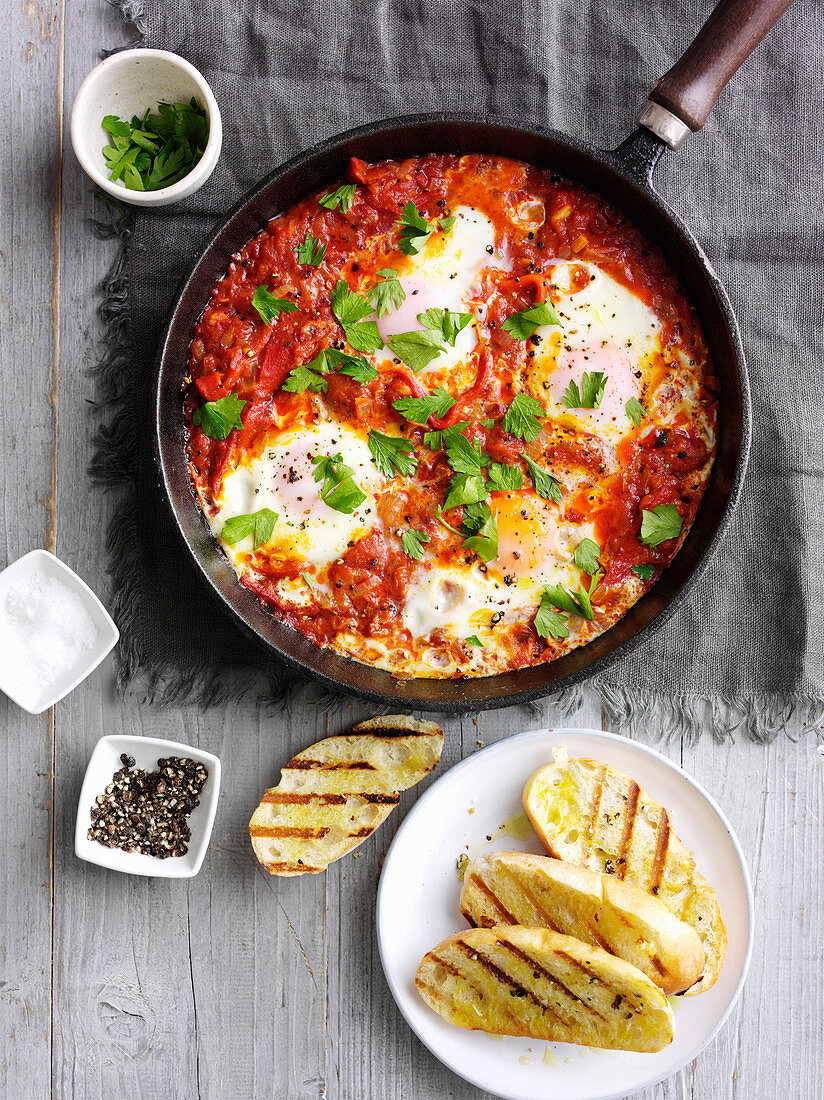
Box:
[523,752,726,994]
[416,926,674,1051]
[460,851,704,994]
[250,716,443,875]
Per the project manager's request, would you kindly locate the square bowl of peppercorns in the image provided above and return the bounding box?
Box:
[74,735,221,877]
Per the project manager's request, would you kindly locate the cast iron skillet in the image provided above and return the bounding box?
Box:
[155,0,790,711]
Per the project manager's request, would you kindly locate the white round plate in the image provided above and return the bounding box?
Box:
[377,728,753,1100]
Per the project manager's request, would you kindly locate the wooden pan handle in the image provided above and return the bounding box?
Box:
[639,0,795,147]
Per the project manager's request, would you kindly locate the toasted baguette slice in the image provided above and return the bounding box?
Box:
[460,851,704,994]
[523,752,726,994]
[249,716,443,875]
[416,926,674,1051]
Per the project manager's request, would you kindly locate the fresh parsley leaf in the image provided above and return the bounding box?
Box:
[368,430,417,478]
[252,286,298,324]
[487,462,523,492]
[386,329,445,372]
[640,504,683,546]
[314,347,378,383]
[367,269,406,318]
[573,538,601,576]
[221,508,277,551]
[192,393,246,440]
[534,597,570,641]
[335,357,378,383]
[626,396,646,427]
[100,101,208,192]
[465,634,483,647]
[295,233,327,266]
[423,421,469,451]
[282,364,328,393]
[561,370,608,410]
[301,571,314,588]
[480,418,496,430]
[392,386,455,424]
[418,308,472,347]
[502,393,545,443]
[443,473,488,510]
[310,453,367,514]
[461,501,498,563]
[397,201,435,255]
[523,455,562,503]
[543,574,601,621]
[318,183,356,212]
[436,506,463,536]
[440,215,456,231]
[443,428,489,476]
[401,528,430,560]
[331,280,383,353]
[501,300,562,339]
[632,563,656,580]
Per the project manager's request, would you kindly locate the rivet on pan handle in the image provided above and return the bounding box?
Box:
[638,0,795,149]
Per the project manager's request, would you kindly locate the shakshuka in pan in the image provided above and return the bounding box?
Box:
[183,154,718,678]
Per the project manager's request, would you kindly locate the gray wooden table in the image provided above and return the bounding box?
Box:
[2,3,822,1097]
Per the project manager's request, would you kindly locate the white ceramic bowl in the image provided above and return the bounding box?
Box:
[70,48,222,207]
[75,735,221,877]
[0,549,119,714]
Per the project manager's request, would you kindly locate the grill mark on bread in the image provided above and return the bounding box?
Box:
[284,759,378,771]
[261,791,399,805]
[582,762,608,864]
[504,873,563,933]
[427,954,530,1034]
[251,825,330,839]
[457,942,567,1023]
[499,941,608,1022]
[615,780,640,880]
[650,809,671,894]
[467,874,520,925]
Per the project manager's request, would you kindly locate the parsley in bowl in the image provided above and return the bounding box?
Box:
[102,99,208,192]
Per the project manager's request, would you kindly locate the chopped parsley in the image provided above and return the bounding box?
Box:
[100,99,208,192]
[487,461,523,492]
[442,427,489,476]
[295,234,327,266]
[626,396,646,427]
[418,308,472,346]
[443,473,488,510]
[221,508,277,551]
[440,215,456,231]
[632,564,656,580]
[542,574,602,622]
[501,300,562,339]
[282,347,377,393]
[192,393,246,440]
[397,201,435,255]
[640,504,683,546]
[423,421,469,451]
[331,280,383,353]
[386,329,445,372]
[318,183,356,212]
[392,386,455,424]
[368,430,417,477]
[311,453,367,514]
[367,269,405,318]
[461,501,498,563]
[502,393,545,443]
[534,598,570,641]
[573,538,601,576]
[401,528,430,560]
[252,286,298,324]
[465,634,483,647]
[523,455,562,503]
[561,370,608,410]
[282,363,328,394]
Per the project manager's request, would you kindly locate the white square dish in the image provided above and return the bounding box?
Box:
[0,549,119,714]
[75,734,222,878]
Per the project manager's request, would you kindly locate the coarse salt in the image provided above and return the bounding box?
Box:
[0,572,98,706]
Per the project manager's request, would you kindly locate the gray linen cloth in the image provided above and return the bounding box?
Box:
[95,0,824,737]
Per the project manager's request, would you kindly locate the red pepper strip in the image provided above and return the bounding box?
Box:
[430,348,494,431]
[209,431,237,495]
[222,346,247,390]
[255,340,294,400]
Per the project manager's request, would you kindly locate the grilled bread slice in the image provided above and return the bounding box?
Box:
[249,716,443,875]
[416,926,674,1051]
[460,851,704,994]
[523,752,726,995]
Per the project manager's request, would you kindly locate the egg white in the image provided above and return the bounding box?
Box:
[374,205,508,376]
[210,421,383,567]
[526,263,661,443]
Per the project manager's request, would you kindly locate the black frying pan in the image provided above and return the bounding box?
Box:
[155,0,790,711]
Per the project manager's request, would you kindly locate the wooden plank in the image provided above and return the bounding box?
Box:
[0,1,63,1095]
